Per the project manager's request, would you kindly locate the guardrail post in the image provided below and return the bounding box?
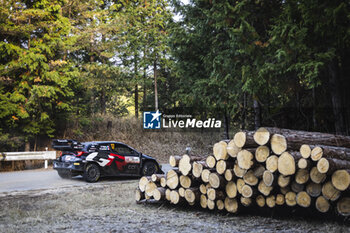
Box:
[44,147,48,169]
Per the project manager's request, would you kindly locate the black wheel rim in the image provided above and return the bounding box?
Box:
[145,164,156,175]
[88,167,97,178]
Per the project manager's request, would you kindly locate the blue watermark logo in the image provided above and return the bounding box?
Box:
[143,110,162,129]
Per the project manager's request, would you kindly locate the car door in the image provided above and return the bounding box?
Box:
[84,143,116,175]
[111,143,140,175]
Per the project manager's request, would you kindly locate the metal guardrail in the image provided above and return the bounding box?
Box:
[0,151,57,169]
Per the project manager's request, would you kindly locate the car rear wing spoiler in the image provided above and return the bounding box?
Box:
[52,139,84,151]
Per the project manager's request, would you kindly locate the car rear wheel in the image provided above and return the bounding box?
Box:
[57,170,72,179]
[84,163,101,182]
[142,161,158,176]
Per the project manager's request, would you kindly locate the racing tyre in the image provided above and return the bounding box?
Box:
[142,161,158,176]
[84,163,101,183]
[57,170,72,179]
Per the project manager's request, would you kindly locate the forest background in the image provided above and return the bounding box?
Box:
[0,0,349,153]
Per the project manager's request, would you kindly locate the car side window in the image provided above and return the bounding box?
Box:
[113,144,136,155]
[98,144,111,151]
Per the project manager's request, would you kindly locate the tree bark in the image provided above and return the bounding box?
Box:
[143,65,147,110]
[223,110,230,140]
[264,127,350,148]
[253,99,261,130]
[154,60,158,110]
[135,84,139,118]
[317,157,350,174]
[309,145,350,161]
[134,54,139,118]
[328,58,346,135]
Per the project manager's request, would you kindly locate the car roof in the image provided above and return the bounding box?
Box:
[82,141,137,150]
[83,141,124,144]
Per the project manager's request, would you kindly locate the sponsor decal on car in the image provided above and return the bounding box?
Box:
[125,157,140,164]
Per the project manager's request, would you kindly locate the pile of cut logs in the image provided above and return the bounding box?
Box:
[136,127,350,217]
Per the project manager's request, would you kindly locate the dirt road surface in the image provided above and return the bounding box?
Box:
[0,168,349,232]
[0,164,171,194]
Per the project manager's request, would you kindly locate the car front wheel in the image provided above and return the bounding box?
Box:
[142,161,158,176]
[84,163,101,182]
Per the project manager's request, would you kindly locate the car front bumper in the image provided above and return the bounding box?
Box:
[53,160,84,172]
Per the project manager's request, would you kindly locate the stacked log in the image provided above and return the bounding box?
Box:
[136,127,350,217]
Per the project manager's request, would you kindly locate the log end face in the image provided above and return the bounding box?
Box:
[337,197,350,216]
[285,192,297,206]
[317,158,329,174]
[296,191,311,208]
[234,131,246,148]
[237,150,254,170]
[227,140,241,158]
[311,146,323,161]
[300,145,311,159]
[278,152,296,176]
[255,146,270,163]
[316,196,330,213]
[263,170,274,187]
[254,127,270,146]
[332,170,350,191]
[266,155,279,173]
[271,134,287,155]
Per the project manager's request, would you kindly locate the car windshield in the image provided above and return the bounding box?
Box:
[81,143,97,152]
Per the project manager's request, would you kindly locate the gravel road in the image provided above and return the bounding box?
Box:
[0,164,171,194]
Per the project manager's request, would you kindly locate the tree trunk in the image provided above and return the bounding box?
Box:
[154,60,158,110]
[100,90,106,114]
[328,59,346,135]
[241,92,247,130]
[316,157,350,174]
[224,111,229,140]
[253,99,261,130]
[264,127,350,148]
[25,141,30,152]
[308,145,350,161]
[135,84,139,118]
[134,56,139,118]
[312,87,317,130]
[143,66,147,110]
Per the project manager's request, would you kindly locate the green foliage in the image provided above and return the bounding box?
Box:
[0,0,78,147]
[171,0,350,132]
